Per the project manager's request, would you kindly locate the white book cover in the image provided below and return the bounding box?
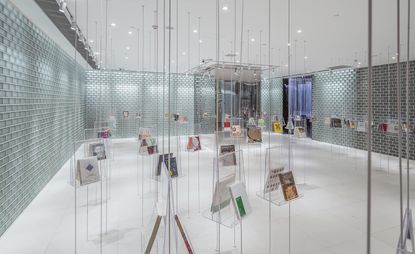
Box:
[229,181,252,220]
[76,156,100,186]
[211,173,236,213]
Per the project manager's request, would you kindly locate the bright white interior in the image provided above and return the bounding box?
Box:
[0,134,412,254]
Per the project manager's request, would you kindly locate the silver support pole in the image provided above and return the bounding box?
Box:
[367,0,372,253]
[405,0,411,210]
[397,0,403,247]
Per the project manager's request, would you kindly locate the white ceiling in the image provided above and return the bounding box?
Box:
[66,0,414,75]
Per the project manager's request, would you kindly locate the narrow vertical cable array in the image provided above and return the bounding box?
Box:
[405,0,411,210]
[367,0,373,253]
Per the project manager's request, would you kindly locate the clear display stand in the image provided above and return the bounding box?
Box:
[72,138,110,254]
[256,146,304,206]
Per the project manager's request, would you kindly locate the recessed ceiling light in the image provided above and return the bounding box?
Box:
[182,52,186,56]
[89,39,94,43]
[287,43,291,46]
[126,46,130,50]
[111,23,116,27]
[251,38,255,42]
[125,56,129,60]
[199,39,203,43]
[128,31,133,35]
[304,56,308,59]
[297,29,302,34]
[222,5,228,11]
[193,29,198,33]
[392,56,396,60]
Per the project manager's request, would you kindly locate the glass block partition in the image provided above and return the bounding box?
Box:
[0,0,86,236]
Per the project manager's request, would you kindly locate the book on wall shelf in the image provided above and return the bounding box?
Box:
[330,118,342,128]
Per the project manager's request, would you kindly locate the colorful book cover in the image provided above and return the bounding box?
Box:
[164,157,178,177]
[247,127,262,143]
[229,181,252,220]
[186,136,201,152]
[76,156,100,186]
[278,171,299,201]
[157,153,173,176]
[231,125,242,137]
[264,167,284,193]
[272,121,283,133]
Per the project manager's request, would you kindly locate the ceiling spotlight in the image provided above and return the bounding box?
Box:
[70,17,76,30]
[126,46,130,50]
[251,38,255,42]
[297,29,302,34]
[222,5,229,11]
[304,56,308,59]
[111,23,116,27]
[89,39,94,43]
[193,29,198,33]
[199,39,203,43]
[182,52,186,55]
[58,0,67,13]
[287,42,291,46]
[128,31,133,35]
[392,56,396,60]
[125,56,129,60]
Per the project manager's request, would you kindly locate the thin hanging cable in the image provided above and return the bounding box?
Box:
[367,0,373,253]
[187,12,191,72]
[397,0,404,246]
[267,0,272,253]
[405,0,411,210]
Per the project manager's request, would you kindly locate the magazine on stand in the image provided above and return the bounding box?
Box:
[186,136,201,152]
[278,171,299,201]
[229,181,252,220]
[76,156,100,186]
[219,145,237,166]
[247,127,262,143]
[211,173,236,213]
[264,167,284,193]
[89,143,106,160]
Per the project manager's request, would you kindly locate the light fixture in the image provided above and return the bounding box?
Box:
[193,29,198,33]
[182,52,186,56]
[392,56,396,60]
[125,56,129,60]
[251,38,255,42]
[111,23,116,27]
[304,56,308,59]
[128,31,133,35]
[297,29,302,34]
[89,39,94,43]
[222,5,229,11]
[70,17,76,30]
[287,42,291,46]
[199,39,203,43]
[58,0,67,13]
[126,46,130,50]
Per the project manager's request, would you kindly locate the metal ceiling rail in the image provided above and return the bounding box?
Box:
[34,0,99,69]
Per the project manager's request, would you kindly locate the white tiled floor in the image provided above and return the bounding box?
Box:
[0,133,414,254]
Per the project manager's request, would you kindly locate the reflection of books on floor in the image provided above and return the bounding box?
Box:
[211,173,236,213]
[229,182,252,220]
[76,157,100,186]
[187,136,201,152]
[278,171,299,201]
[264,167,284,193]
[247,127,262,143]
[89,143,106,160]
[219,145,237,167]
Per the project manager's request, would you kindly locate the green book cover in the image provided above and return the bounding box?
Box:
[236,196,246,217]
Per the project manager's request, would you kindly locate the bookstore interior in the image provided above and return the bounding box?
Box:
[0,0,414,253]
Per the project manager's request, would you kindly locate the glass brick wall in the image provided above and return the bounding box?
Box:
[0,0,86,236]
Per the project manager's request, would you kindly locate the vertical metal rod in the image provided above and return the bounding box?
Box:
[267,0,272,253]
[405,0,410,210]
[367,0,373,253]
[397,0,403,247]
[287,1,292,254]
[188,12,191,72]
[142,5,145,72]
[215,1,221,252]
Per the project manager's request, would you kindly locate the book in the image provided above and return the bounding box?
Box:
[272,121,283,133]
[294,127,306,138]
[98,128,111,139]
[211,173,236,213]
[138,128,152,141]
[219,144,237,167]
[163,157,178,177]
[247,117,256,127]
[247,127,262,143]
[264,167,284,193]
[278,171,299,201]
[123,111,129,118]
[258,118,266,127]
[231,125,242,137]
[186,136,201,152]
[156,153,173,176]
[89,143,106,160]
[174,215,195,254]
[140,137,158,155]
[76,156,100,186]
[229,182,252,220]
[330,118,342,128]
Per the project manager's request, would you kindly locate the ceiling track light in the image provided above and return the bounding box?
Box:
[58,0,66,13]
[70,17,77,31]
